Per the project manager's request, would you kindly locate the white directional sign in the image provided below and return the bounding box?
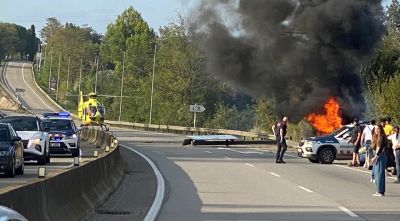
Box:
[190,105,205,113]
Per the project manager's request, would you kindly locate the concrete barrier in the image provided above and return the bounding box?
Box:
[0,128,125,221]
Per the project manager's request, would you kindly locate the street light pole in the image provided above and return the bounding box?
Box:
[79,58,82,93]
[118,51,126,122]
[56,52,61,100]
[95,55,99,94]
[149,44,157,125]
[48,50,53,91]
[66,56,71,107]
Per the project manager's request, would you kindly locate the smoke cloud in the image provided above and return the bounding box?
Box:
[194,0,384,122]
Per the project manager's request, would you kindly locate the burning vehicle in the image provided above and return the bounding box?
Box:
[298,98,364,164]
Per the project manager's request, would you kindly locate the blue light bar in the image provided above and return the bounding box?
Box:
[42,112,70,118]
[58,112,70,117]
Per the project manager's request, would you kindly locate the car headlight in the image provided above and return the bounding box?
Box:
[305,140,316,145]
[29,138,41,145]
[0,151,10,156]
[65,134,78,139]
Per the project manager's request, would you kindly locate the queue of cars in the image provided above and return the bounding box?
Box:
[0,112,81,177]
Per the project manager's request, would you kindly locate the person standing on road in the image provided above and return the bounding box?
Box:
[272,117,288,164]
[388,126,400,183]
[361,120,376,169]
[348,118,362,167]
[371,124,388,196]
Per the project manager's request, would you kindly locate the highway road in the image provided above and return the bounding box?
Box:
[0,62,95,191]
[6,61,399,221]
[89,128,400,221]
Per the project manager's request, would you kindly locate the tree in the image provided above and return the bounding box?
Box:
[387,0,400,31]
[27,25,38,61]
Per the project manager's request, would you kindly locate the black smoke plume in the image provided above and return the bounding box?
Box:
[194,0,384,122]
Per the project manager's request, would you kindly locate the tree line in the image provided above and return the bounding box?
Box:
[0,23,39,61]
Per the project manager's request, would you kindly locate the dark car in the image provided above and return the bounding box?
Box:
[0,123,24,177]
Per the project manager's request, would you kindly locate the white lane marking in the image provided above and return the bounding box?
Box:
[338,206,359,218]
[205,151,212,154]
[269,172,281,177]
[334,164,397,180]
[245,163,255,167]
[224,157,232,160]
[218,147,263,155]
[21,63,56,111]
[298,185,313,193]
[121,144,164,221]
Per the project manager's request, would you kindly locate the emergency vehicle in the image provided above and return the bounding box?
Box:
[297,124,359,164]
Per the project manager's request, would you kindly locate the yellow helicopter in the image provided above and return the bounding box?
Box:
[77,91,109,131]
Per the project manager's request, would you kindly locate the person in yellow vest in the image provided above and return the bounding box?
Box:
[384,117,394,136]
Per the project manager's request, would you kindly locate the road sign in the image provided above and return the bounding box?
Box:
[190,105,205,113]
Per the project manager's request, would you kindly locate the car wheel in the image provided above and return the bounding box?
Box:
[6,157,15,178]
[308,159,320,163]
[16,161,24,175]
[38,154,46,165]
[318,147,336,164]
[45,144,50,163]
[72,149,80,157]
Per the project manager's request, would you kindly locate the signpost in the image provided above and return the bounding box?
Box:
[189,104,205,129]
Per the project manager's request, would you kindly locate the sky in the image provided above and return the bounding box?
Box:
[0,0,195,34]
[0,0,393,35]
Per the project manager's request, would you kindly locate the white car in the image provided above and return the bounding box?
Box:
[297,124,359,164]
[0,116,50,165]
[0,205,28,221]
[42,112,80,157]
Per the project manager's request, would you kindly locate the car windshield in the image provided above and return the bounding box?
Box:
[42,119,72,131]
[0,127,10,141]
[0,118,38,131]
[329,126,350,136]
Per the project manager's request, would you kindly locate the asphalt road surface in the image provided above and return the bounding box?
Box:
[92,128,400,221]
[0,62,95,191]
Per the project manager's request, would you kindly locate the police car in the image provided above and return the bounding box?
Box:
[41,112,80,157]
[297,124,359,164]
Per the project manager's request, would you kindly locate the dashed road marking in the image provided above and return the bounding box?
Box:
[338,206,359,218]
[298,185,313,193]
[224,157,232,160]
[270,172,281,177]
[334,164,397,180]
[245,163,255,167]
[205,151,212,154]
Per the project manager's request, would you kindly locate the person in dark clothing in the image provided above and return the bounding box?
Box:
[371,124,388,196]
[348,118,362,167]
[272,117,288,164]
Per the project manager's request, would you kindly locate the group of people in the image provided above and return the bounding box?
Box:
[349,117,400,197]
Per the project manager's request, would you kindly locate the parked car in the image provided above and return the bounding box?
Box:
[42,112,81,157]
[297,124,365,164]
[0,116,50,164]
[0,123,24,177]
[0,205,28,221]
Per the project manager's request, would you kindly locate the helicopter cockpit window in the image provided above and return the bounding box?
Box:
[88,106,97,116]
[98,106,105,115]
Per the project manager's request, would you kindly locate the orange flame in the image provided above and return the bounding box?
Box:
[306,97,342,134]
